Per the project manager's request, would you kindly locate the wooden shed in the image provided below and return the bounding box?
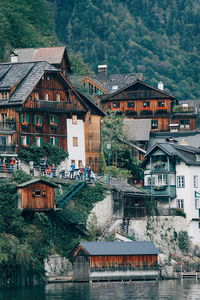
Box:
[17,179,58,211]
[71,241,159,282]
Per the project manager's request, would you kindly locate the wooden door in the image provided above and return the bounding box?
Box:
[73,256,89,282]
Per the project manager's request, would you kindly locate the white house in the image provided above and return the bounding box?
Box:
[141,142,200,245]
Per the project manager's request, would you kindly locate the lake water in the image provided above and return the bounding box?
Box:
[0,280,200,300]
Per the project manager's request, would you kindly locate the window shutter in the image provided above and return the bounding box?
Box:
[20,137,23,145]
[26,136,30,145]
[55,137,58,147]
[40,137,44,146]
[20,114,23,123]
[40,115,43,125]
[34,115,37,124]
[54,115,58,124]
[49,116,51,124]
[26,114,30,123]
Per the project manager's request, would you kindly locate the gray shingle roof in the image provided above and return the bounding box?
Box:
[17,178,58,188]
[79,241,159,255]
[109,179,149,196]
[13,47,66,64]
[0,61,58,104]
[145,142,200,166]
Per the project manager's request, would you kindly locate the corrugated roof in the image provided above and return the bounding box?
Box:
[79,241,159,255]
[14,47,66,64]
[17,178,58,188]
[124,119,151,141]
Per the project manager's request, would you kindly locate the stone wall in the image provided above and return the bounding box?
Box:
[44,254,73,279]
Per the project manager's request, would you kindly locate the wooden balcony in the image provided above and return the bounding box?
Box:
[111,90,168,100]
[172,106,197,115]
[25,100,87,113]
[0,121,16,132]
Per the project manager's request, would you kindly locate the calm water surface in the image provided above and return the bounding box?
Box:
[0,280,200,300]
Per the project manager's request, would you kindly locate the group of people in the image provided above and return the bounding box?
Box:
[68,164,94,180]
[0,157,21,173]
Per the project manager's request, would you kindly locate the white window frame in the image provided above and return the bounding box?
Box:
[194,175,198,188]
[177,199,184,209]
[177,176,185,188]
[50,136,56,146]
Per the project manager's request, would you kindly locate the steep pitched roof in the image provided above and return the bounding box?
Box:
[17,178,58,188]
[13,47,67,65]
[144,142,200,166]
[102,79,176,102]
[77,241,159,256]
[69,73,143,94]
[0,61,57,104]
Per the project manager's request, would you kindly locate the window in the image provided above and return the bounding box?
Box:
[35,190,42,197]
[78,160,82,167]
[35,93,39,100]
[47,76,50,81]
[56,94,60,101]
[151,120,158,129]
[20,136,30,146]
[72,115,77,125]
[45,93,49,101]
[143,101,150,108]
[196,155,200,162]
[198,222,200,229]
[49,115,58,125]
[113,102,120,109]
[50,137,58,146]
[34,115,43,125]
[0,91,9,100]
[180,120,190,129]
[157,174,168,186]
[73,137,78,147]
[177,176,185,188]
[20,114,30,125]
[194,175,198,188]
[195,199,200,210]
[35,137,44,147]
[1,113,7,122]
[158,101,165,107]
[177,199,184,209]
[127,102,135,108]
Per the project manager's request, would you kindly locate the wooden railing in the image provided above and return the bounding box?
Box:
[33,100,82,112]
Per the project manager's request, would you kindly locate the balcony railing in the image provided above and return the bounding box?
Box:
[0,145,16,153]
[32,100,84,112]
[0,121,16,131]
[172,106,196,114]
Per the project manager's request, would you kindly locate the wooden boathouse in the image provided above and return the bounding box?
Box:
[71,241,159,282]
[17,179,58,211]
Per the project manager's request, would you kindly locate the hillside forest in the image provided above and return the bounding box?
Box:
[0,0,199,97]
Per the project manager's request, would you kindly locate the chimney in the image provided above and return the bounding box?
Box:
[158,81,164,90]
[10,51,18,63]
[98,65,107,76]
[179,138,188,146]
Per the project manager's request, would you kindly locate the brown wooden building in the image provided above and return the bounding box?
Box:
[71,241,159,281]
[101,80,178,132]
[0,61,104,172]
[17,179,58,211]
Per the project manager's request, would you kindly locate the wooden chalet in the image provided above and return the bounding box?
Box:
[0,61,104,172]
[71,241,159,281]
[102,79,178,132]
[17,179,58,211]
[11,47,72,76]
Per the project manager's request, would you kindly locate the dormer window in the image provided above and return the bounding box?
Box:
[0,91,9,100]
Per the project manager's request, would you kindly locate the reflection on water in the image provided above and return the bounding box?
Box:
[0,280,200,300]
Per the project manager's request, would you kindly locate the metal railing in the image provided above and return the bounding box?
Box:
[0,121,16,131]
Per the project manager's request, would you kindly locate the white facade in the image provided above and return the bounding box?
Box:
[66,118,85,170]
[174,162,200,245]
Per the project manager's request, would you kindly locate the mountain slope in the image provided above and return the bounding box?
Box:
[53,0,200,99]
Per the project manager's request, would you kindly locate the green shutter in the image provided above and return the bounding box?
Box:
[20,114,23,124]
[26,114,30,123]
[55,137,58,147]
[40,115,43,125]
[54,115,58,124]
[26,136,30,145]
[20,136,23,145]
[49,116,51,124]
[34,115,37,124]
[40,137,44,146]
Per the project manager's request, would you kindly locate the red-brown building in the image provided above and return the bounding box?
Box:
[71,241,159,281]
[0,61,104,172]
[17,178,58,211]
